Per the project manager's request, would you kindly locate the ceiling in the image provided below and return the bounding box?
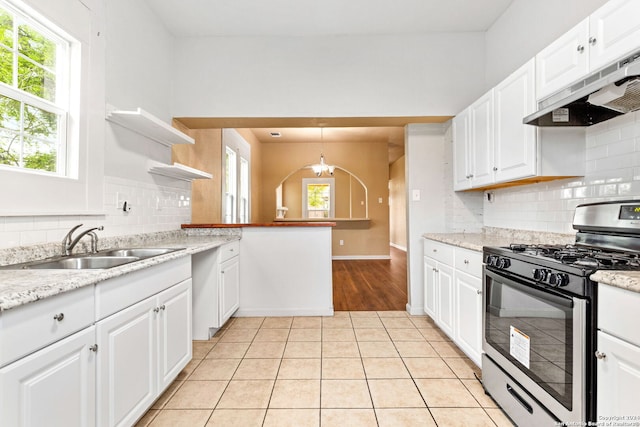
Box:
[145,0,513,37]
[156,0,513,164]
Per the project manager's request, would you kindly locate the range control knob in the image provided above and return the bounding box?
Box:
[549,273,569,287]
[533,268,549,282]
[486,255,498,267]
[497,258,511,269]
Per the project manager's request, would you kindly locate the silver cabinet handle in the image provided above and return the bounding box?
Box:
[433,249,437,252]
[493,167,498,171]
[160,305,166,311]
[89,344,98,352]
[477,290,482,295]
[595,351,606,360]
[153,307,160,313]
[469,174,474,178]
[589,36,597,45]
[53,313,64,321]
[577,44,585,53]
[464,259,469,264]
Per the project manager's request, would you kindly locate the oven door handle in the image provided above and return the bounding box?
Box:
[484,268,574,309]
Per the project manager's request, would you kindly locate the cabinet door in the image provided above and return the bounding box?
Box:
[536,18,589,100]
[157,279,192,391]
[220,257,240,326]
[452,109,471,191]
[589,0,640,71]
[455,272,482,366]
[436,263,455,339]
[596,331,640,419]
[469,91,494,188]
[0,326,96,427]
[423,257,438,318]
[97,297,157,427]
[494,59,537,183]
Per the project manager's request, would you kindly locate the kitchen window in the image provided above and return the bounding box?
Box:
[0,0,71,176]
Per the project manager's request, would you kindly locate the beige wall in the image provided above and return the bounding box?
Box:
[389,155,407,250]
[261,140,390,257]
[172,127,263,223]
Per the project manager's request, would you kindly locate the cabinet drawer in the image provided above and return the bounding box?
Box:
[423,239,454,265]
[0,285,95,367]
[454,248,483,278]
[598,284,640,347]
[220,240,239,263]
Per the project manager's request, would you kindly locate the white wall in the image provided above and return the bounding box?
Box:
[483,112,640,234]
[172,33,486,118]
[405,124,447,315]
[0,0,191,248]
[485,0,608,87]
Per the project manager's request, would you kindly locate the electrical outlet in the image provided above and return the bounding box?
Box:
[412,189,421,201]
[378,197,383,204]
[339,240,344,246]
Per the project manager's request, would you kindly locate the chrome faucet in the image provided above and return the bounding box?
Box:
[62,224,104,256]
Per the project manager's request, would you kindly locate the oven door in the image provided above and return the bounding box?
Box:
[483,267,587,424]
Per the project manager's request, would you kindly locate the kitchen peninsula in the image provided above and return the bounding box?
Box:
[183,222,335,319]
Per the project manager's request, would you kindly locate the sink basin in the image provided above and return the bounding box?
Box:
[101,248,179,258]
[25,256,140,270]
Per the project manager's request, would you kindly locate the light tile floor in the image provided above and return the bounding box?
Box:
[136,311,514,427]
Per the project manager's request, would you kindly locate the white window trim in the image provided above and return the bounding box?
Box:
[302,177,335,219]
[221,128,250,224]
[0,0,104,216]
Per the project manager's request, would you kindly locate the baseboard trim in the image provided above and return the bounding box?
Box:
[332,255,391,260]
[234,307,334,317]
[390,242,407,252]
[406,303,426,316]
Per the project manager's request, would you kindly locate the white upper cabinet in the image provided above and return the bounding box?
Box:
[536,19,589,100]
[452,109,470,191]
[589,0,640,71]
[494,59,537,183]
[537,0,640,100]
[469,92,494,188]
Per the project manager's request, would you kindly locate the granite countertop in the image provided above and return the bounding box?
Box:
[182,222,336,228]
[423,228,576,252]
[0,231,239,312]
[423,227,640,294]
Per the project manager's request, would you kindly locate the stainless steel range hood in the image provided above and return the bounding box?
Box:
[524,50,640,127]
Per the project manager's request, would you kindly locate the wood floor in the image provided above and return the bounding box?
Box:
[332,246,407,311]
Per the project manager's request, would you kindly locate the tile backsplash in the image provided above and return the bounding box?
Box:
[0,176,191,249]
[483,111,640,234]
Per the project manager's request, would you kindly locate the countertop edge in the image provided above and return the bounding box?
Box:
[0,235,239,312]
[591,270,640,294]
[183,223,336,228]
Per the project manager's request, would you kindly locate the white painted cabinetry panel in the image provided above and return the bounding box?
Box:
[589,0,640,71]
[0,326,96,427]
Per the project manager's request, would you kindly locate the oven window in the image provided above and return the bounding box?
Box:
[485,274,574,410]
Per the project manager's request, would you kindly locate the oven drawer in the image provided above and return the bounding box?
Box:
[423,239,454,265]
[454,247,482,277]
[598,284,640,347]
[482,354,559,426]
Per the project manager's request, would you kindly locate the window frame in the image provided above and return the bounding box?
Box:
[0,0,104,216]
[302,177,335,219]
[221,128,251,224]
[0,0,71,176]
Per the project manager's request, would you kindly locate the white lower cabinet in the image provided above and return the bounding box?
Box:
[97,279,192,427]
[596,284,640,419]
[455,271,482,364]
[424,239,483,366]
[0,326,96,427]
[192,241,240,339]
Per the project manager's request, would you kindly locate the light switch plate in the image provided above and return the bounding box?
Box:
[412,189,421,201]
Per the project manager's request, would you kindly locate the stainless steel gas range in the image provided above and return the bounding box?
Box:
[482,200,640,426]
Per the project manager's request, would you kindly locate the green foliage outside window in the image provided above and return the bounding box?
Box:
[0,5,60,173]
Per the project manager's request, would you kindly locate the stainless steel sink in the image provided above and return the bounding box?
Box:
[25,256,140,270]
[100,248,179,258]
[0,247,184,270]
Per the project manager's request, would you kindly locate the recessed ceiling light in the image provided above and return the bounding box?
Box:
[270,132,282,137]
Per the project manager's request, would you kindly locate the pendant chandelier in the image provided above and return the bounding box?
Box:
[311,128,335,177]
